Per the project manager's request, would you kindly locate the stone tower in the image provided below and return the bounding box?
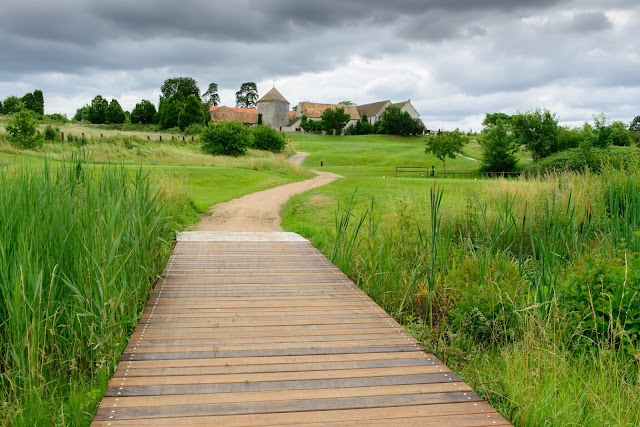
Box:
[256,87,290,129]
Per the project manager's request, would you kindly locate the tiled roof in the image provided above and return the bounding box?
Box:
[209,106,258,124]
[299,102,360,120]
[357,100,390,118]
[257,87,289,104]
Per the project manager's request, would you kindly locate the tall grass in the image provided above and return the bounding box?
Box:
[0,159,184,425]
[326,165,640,426]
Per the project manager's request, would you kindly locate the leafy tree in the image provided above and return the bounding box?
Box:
[201,120,251,157]
[321,106,350,135]
[300,115,323,133]
[203,83,220,106]
[2,95,23,114]
[425,129,469,174]
[130,100,157,125]
[590,113,613,148]
[0,99,2,112]
[480,119,518,172]
[378,105,421,135]
[178,94,205,130]
[482,112,511,127]
[160,77,200,101]
[106,99,126,124]
[87,95,109,124]
[73,105,90,122]
[511,109,559,160]
[630,116,640,133]
[251,125,286,152]
[22,89,44,115]
[235,82,259,108]
[338,100,355,105]
[6,110,42,149]
[157,98,182,129]
[610,121,632,146]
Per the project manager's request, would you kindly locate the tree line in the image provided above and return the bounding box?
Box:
[73,78,260,131]
[425,110,640,173]
[1,90,45,115]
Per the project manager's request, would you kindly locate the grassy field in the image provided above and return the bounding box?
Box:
[283,134,640,426]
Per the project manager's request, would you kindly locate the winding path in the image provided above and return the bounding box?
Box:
[196,153,340,232]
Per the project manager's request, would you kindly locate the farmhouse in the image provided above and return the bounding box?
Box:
[283,102,361,133]
[209,86,426,133]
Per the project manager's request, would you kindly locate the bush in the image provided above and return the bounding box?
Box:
[184,123,204,136]
[6,110,42,149]
[562,250,640,353]
[526,146,640,175]
[201,121,251,156]
[43,125,58,141]
[251,125,286,153]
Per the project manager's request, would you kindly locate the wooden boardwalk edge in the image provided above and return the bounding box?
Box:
[92,232,510,426]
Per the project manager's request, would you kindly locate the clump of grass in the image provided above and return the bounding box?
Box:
[0,158,191,425]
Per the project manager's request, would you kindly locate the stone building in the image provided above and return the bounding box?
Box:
[256,87,290,130]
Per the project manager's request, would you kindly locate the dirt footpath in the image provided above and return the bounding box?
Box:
[195,153,340,232]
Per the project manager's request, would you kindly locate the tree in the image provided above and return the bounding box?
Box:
[610,121,632,146]
[201,121,251,157]
[630,116,640,133]
[106,99,126,124]
[2,95,23,114]
[157,98,182,129]
[425,129,469,174]
[130,100,157,125]
[300,115,323,133]
[321,106,350,135]
[235,82,259,108]
[22,89,44,115]
[73,105,90,122]
[511,109,559,160]
[178,94,205,130]
[251,125,286,152]
[338,100,355,105]
[378,105,421,135]
[160,77,200,101]
[6,110,42,149]
[203,83,220,107]
[482,112,511,127]
[480,119,518,172]
[87,95,109,124]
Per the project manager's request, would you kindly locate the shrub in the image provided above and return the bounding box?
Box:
[6,110,42,149]
[183,123,204,136]
[251,125,286,153]
[201,120,251,156]
[562,250,640,353]
[43,125,58,141]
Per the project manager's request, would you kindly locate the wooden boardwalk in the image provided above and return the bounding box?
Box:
[92,232,510,426]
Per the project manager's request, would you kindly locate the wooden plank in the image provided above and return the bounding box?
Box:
[91,235,510,426]
[92,401,505,426]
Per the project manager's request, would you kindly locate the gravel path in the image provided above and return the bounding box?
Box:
[195,153,340,232]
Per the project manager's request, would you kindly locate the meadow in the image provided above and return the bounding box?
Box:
[283,133,640,426]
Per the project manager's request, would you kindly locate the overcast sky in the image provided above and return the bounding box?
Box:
[1,0,638,130]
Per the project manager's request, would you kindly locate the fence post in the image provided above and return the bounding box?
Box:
[159,135,162,142]
[60,131,64,142]
[182,136,185,142]
[147,135,150,141]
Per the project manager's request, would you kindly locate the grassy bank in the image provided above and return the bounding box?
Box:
[282,135,640,426]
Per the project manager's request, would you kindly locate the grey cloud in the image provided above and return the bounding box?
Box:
[569,11,613,33]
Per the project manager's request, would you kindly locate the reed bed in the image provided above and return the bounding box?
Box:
[0,159,184,425]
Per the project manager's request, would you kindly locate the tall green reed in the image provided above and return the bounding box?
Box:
[0,158,177,425]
